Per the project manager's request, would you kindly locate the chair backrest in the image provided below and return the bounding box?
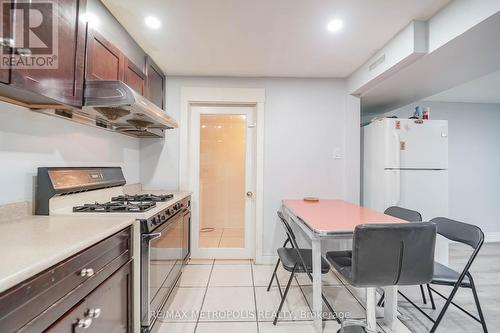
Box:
[277,211,299,249]
[431,217,484,250]
[384,206,422,222]
[351,222,436,287]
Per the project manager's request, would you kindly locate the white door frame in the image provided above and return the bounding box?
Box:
[179,87,265,262]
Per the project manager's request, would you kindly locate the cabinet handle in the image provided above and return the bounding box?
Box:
[87,308,102,318]
[76,317,92,329]
[80,268,95,277]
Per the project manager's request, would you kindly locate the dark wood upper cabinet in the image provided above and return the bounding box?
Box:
[0,0,167,111]
[86,29,124,81]
[145,57,166,109]
[0,2,11,84]
[123,57,145,95]
[0,67,9,84]
[9,0,87,107]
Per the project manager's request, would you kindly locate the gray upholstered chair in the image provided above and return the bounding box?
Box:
[399,217,488,333]
[378,206,428,306]
[326,222,437,333]
[268,211,340,325]
[384,206,422,223]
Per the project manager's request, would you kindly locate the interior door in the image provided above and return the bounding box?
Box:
[190,105,256,259]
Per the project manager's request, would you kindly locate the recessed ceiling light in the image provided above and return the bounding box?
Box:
[145,16,161,29]
[327,19,343,33]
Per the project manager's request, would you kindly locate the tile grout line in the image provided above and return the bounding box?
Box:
[194,259,215,333]
[250,264,260,333]
[217,229,224,248]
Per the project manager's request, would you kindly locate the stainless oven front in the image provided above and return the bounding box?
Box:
[141,210,184,329]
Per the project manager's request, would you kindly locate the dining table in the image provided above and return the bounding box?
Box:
[281,199,406,333]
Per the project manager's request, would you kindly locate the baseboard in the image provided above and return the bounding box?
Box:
[484,232,500,243]
[255,254,278,265]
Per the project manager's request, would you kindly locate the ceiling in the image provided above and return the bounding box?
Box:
[102,0,449,78]
[361,12,500,115]
[426,70,500,104]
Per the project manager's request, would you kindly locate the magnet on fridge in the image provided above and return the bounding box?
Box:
[400,141,406,150]
[395,120,400,129]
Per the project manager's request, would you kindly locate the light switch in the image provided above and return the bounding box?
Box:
[333,148,343,159]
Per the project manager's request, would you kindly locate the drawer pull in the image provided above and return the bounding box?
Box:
[76,317,92,329]
[87,308,102,318]
[80,268,95,277]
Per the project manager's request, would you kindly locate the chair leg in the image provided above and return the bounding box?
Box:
[469,274,488,333]
[377,292,385,307]
[430,281,463,333]
[366,288,377,333]
[419,285,427,305]
[273,264,296,325]
[267,259,281,291]
[427,284,436,310]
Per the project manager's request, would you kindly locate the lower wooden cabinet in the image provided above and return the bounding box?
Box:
[46,261,132,333]
[0,227,133,333]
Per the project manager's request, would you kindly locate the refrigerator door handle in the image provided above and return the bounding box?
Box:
[394,170,401,206]
[392,131,401,206]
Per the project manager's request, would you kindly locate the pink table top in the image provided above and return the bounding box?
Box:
[283,199,405,235]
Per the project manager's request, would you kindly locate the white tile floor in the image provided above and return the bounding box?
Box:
[153,260,412,333]
[198,228,245,248]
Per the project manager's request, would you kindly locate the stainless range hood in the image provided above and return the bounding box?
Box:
[38,80,177,138]
[81,80,178,137]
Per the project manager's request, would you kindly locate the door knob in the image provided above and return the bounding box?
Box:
[246,191,254,198]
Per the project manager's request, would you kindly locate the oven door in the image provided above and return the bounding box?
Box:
[141,213,183,328]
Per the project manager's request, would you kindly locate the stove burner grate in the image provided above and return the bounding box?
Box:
[72,201,157,213]
[111,194,174,202]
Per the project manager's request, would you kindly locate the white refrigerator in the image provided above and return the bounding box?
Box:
[362,118,449,264]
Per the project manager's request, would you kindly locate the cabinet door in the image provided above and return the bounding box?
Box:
[145,57,165,109]
[45,262,132,333]
[83,261,132,333]
[43,299,88,333]
[0,1,12,84]
[9,0,86,106]
[123,58,145,95]
[86,29,123,81]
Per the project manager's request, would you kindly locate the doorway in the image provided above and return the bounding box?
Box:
[189,105,256,258]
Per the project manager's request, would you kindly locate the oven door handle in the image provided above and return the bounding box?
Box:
[143,232,162,242]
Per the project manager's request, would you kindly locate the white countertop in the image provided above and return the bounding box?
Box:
[0,215,135,293]
[0,191,191,294]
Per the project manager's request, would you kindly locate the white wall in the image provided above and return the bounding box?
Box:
[140,77,360,257]
[0,102,140,205]
[383,101,500,234]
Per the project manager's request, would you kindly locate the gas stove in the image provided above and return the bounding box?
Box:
[35,167,191,332]
[72,201,157,213]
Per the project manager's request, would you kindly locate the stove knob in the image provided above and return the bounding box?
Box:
[161,214,166,221]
